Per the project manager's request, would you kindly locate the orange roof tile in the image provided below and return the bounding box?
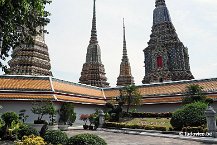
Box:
[55,95,106,105]
[104,79,217,98]
[0,93,54,100]
[104,89,120,98]
[142,97,182,104]
[53,80,104,98]
[138,80,217,96]
[141,94,217,104]
[0,76,51,91]
[0,76,217,105]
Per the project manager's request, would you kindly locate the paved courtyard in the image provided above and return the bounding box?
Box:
[0,129,215,145]
[65,129,215,145]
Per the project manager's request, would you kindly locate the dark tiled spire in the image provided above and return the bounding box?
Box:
[155,0,166,7]
[153,0,171,25]
[142,0,194,84]
[117,19,134,86]
[122,18,128,62]
[79,0,109,87]
[90,0,98,44]
[8,27,52,76]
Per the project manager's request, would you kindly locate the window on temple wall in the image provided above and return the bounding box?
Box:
[157,56,163,68]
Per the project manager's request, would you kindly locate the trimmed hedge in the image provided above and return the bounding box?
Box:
[44,130,68,145]
[17,125,39,139]
[182,126,207,133]
[104,122,166,131]
[122,112,172,118]
[170,102,207,130]
[67,133,107,145]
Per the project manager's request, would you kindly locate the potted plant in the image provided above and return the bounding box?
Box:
[58,102,76,130]
[31,101,52,131]
[47,102,58,130]
[68,111,76,126]
[80,114,89,130]
[88,114,95,130]
[89,110,100,130]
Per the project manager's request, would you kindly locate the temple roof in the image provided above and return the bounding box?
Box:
[0,75,217,105]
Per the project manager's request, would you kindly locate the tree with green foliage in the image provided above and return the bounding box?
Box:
[0,0,52,71]
[119,85,142,113]
[31,101,56,124]
[182,84,213,105]
[58,102,76,125]
[170,102,208,130]
[18,109,29,123]
[0,112,20,140]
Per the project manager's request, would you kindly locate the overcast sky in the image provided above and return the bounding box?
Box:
[6,0,217,87]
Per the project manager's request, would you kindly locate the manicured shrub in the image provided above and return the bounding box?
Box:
[44,130,68,145]
[67,133,107,145]
[17,124,39,139]
[170,102,207,130]
[122,112,172,118]
[103,122,166,131]
[15,135,46,145]
[170,109,185,130]
[1,112,19,127]
[144,125,167,131]
[182,126,205,133]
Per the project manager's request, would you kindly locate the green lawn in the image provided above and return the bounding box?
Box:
[119,118,172,130]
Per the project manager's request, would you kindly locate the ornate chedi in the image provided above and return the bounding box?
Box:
[8,27,52,76]
[117,19,134,86]
[142,0,194,84]
[79,0,109,87]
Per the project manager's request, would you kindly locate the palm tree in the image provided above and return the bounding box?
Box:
[119,85,142,113]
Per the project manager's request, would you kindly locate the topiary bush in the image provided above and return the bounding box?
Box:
[121,112,172,118]
[67,133,107,145]
[0,112,20,140]
[17,124,39,139]
[182,126,205,133]
[170,102,207,130]
[1,112,19,127]
[170,109,185,130]
[15,135,46,145]
[44,130,68,145]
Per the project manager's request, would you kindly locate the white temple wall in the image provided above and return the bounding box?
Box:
[0,101,217,126]
[0,101,103,125]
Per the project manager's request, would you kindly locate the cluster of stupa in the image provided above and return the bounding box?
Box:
[8,0,194,87]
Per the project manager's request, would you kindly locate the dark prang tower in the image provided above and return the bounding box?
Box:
[79,0,109,87]
[142,0,194,84]
[117,19,134,86]
[8,27,52,76]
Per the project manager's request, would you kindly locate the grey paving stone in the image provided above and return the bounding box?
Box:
[65,129,216,145]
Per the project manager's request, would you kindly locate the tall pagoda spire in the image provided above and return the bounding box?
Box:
[79,0,109,87]
[8,26,52,76]
[123,18,127,60]
[142,0,194,84]
[90,0,98,44]
[117,19,134,86]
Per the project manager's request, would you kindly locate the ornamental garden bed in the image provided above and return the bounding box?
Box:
[104,118,172,131]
